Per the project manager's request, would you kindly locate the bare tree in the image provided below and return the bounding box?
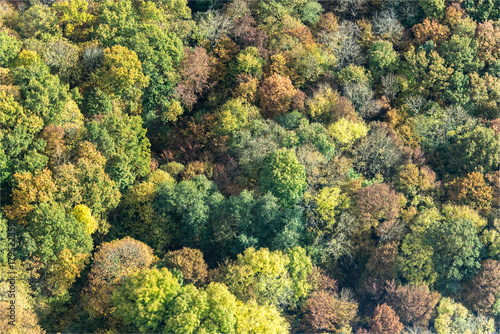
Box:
[372,9,404,43]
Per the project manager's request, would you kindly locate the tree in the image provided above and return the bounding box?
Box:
[441,34,484,73]
[365,242,399,281]
[0,302,45,334]
[12,60,74,127]
[51,0,94,41]
[92,45,149,114]
[398,233,438,286]
[434,297,495,334]
[393,163,436,199]
[258,74,296,118]
[444,125,500,175]
[235,299,290,334]
[112,268,181,333]
[355,183,403,231]
[286,246,313,306]
[20,4,60,39]
[0,91,47,196]
[446,172,494,214]
[24,202,93,263]
[164,281,239,334]
[152,175,219,250]
[418,0,445,20]
[427,217,484,294]
[53,141,121,230]
[403,43,453,99]
[412,19,450,45]
[337,64,372,88]
[329,118,368,150]
[215,98,260,136]
[84,237,156,318]
[86,111,151,190]
[367,41,398,80]
[230,46,265,79]
[3,168,57,225]
[469,72,500,119]
[353,122,406,179]
[384,282,441,328]
[301,290,358,333]
[301,1,323,25]
[0,30,21,66]
[164,248,208,286]
[260,148,307,207]
[462,259,500,315]
[71,204,98,235]
[200,283,238,334]
[230,15,268,52]
[93,0,185,124]
[175,46,211,110]
[475,21,500,65]
[115,169,174,252]
[370,303,404,334]
[219,247,294,308]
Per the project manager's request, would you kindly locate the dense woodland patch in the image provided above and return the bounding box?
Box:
[0,0,499,333]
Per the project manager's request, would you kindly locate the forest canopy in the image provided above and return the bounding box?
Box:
[0,0,499,333]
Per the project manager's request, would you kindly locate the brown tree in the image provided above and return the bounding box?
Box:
[412,19,450,45]
[301,290,358,333]
[384,281,441,328]
[446,172,494,214]
[164,247,209,286]
[475,21,500,65]
[82,237,156,318]
[370,303,404,334]
[366,242,399,281]
[355,183,403,231]
[461,259,500,315]
[230,15,268,55]
[175,47,211,110]
[258,73,296,118]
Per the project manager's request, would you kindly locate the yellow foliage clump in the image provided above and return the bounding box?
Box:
[72,204,98,235]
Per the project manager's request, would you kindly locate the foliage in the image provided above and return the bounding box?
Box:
[370,303,404,334]
[2,1,500,332]
[84,237,156,318]
[260,148,307,207]
[258,74,296,118]
[86,111,151,190]
[164,248,208,286]
[112,268,181,333]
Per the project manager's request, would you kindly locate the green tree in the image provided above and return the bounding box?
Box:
[112,268,181,333]
[0,31,21,66]
[53,142,121,230]
[261,148,307,207]
[367,41,398,80]
[427,217,484,294]
[86,111,151,190]
[220,247,294,308]
[403,43,454,99]
[445,125,500,175]
[434,297,495,334]
[94,0,185,124]
[92,45,149,114]
[300,1,323,25]
[235,299,290,334]
[0,92,47,197]
[12,59,74,126]
[418,0,446,20]
[24,202,93,263]
[440,34,484,74]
